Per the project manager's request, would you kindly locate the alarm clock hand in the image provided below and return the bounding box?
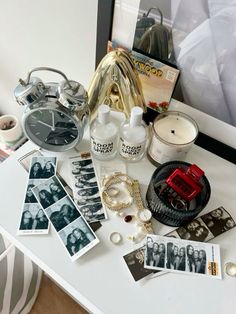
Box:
[38,120,53,129]
[51,111,56,131]
[55,126,77,130]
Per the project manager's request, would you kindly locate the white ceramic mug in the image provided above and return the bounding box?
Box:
[0,115,23,146]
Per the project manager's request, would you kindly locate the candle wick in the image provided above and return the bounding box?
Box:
[171,129,175,134]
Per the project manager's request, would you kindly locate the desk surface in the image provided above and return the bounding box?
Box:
[0,138,236,314]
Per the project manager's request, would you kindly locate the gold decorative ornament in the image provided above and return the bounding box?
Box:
[88,49,146,120]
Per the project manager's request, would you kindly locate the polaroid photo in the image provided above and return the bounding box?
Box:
[70,154,107,222]
[18,156,57,235]
[32,175,99,261]
[144,235,222,279]
[201,206,236,237]
[19,203,49,234]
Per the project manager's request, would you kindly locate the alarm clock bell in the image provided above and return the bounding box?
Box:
[14,67,89,152]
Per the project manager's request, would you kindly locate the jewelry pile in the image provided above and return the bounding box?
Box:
[101,172,154,243]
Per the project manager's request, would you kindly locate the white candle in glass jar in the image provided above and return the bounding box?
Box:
[148,111,198,164]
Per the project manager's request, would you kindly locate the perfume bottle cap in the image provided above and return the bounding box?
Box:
[98,104,110,124]
[130,106,143,127]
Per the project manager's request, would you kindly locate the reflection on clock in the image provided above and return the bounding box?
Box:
[26,109,78,146]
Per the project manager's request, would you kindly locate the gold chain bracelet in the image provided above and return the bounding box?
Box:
[101,172,134,211]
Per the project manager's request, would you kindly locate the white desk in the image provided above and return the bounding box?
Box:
[0,139,236,314]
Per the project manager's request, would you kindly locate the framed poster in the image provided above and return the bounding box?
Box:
[95,0,236,164]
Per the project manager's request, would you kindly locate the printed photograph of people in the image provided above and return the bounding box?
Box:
[76,196,102,206]
[201,207,236,236]
[29,157,56,179]
[76,189,101,206]
[59,217,96,257]
[19,203,49,231]
[24,179,41,203]
[144,235,221,279]
[75,173,97,188]
[77,187,99,198]
[176,217,214,242]
[166,243,186,271]
[80,203,105,223]
[74,173,96,182]
[45,196,80,232]
[186,245,207,274]
[33,176,66,209]
[71,159,94,175]
[145,237,166,268]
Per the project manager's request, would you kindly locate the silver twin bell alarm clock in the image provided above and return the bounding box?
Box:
[14,67,89,152]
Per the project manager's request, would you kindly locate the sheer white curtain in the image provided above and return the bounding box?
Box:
[172,0,236,126]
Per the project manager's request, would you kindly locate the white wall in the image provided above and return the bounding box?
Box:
[0,0,98,119]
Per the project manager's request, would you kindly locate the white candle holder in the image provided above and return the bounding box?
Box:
[148,111,198,165]
[0,115,23,146]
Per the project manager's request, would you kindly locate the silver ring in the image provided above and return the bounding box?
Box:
[171,198,187,211]
[225,262,236,277]
[110,232,122,244]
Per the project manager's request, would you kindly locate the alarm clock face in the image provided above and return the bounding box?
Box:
[23,108,80,151]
